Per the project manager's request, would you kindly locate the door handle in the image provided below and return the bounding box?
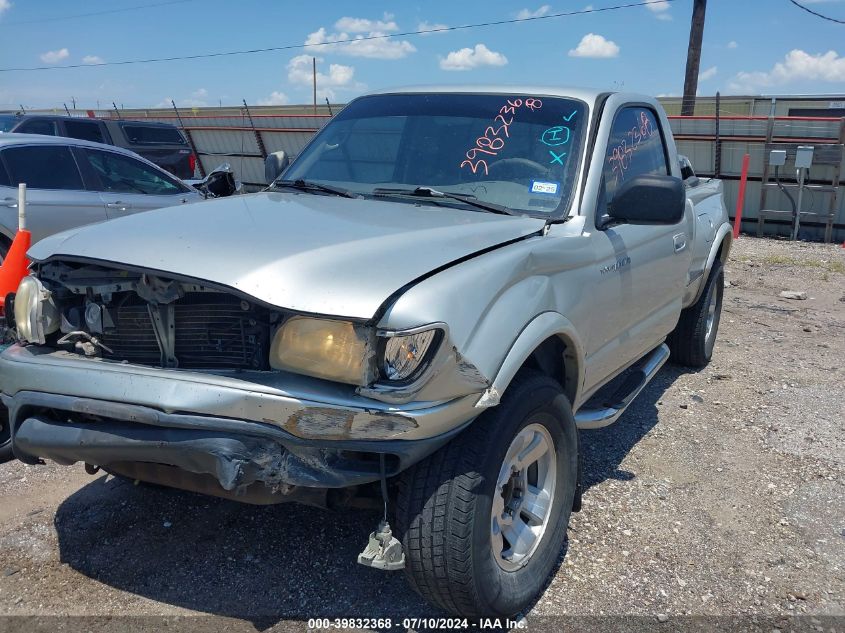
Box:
[3,197,17,208]
[673,233,687,253]
[106,202,131,210]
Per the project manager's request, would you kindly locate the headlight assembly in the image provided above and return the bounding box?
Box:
[270,316,376,386]
[13,276,60,345]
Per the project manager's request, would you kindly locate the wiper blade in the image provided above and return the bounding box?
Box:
[372,186,516,216]
[272,179,356,198]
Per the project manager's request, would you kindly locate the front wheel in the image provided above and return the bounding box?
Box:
[395,371,578,617]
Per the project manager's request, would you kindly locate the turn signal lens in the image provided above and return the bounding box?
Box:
[382,329,438,382]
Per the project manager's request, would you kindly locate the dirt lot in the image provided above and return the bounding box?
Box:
[0,237,843,631]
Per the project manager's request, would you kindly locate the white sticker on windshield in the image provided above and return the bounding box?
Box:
[530,180,560,195]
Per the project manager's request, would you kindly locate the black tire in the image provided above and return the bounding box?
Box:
[668,259,724,368]
[0,405,12,464]
[395,370,578,617]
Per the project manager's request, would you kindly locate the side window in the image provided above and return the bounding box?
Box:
[81,149,185,195]
[16,119,57,136]
[602,107,668,206]
[64,120,105,144]
[3,145,84,190]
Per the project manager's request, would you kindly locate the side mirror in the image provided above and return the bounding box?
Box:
[607,174,685,225]
[265,151,289,184]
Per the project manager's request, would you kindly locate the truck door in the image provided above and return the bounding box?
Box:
[584,104,693,391]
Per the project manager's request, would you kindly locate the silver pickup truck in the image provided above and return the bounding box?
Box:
[1,87,730,617]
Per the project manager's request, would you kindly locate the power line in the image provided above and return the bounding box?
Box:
[787,0,845,24]
[0,0,200,26]
[0,0,677,73]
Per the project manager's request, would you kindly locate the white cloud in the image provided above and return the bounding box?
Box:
[304,15,416,59]
[40,48,69,64]
[257,91,290,106]
[335,14,397,33]
[82,55,104,65]
[729,49,845,92]
[287,55,361,100]
[727,41,738,49]
[516,5,551,19]
[191,88,208,99]
[699,66,717,81]
[568,33,619,58]
[0,0,12,18]
[417,20,449,35]
[439,44,508,71]
[646,0,672,19]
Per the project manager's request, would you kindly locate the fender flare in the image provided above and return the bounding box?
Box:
[476,311,585,410]
[692,223,732,304]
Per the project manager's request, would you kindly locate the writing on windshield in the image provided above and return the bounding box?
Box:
[460,97,543,176]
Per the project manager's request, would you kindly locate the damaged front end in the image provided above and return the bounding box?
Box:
[11,259,491,407]
[2,259,490,504]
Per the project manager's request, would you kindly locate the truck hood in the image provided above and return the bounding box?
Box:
[29,192,546,319]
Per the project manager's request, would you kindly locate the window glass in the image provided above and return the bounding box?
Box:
[120,124,186,145]
[0,115,20,133]
[82,149,184,194]
[16,119,56,136]
[64,120,105,144]
[602,107,668,204]
[284,93,587,218]
[3,145,83,190]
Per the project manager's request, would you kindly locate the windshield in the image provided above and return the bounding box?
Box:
[0,115,20,133]
[283,93,587,218]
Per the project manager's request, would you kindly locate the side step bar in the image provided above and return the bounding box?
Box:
[574,343,670,430]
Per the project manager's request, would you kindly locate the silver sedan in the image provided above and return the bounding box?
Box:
[0,133,203,261]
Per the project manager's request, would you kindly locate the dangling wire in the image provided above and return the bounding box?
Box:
[379,453,389,523]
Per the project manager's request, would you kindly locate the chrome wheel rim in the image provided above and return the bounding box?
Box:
[705,287,719,342]
[491,423,556,571]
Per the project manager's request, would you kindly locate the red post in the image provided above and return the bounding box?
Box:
[733,153,750,239]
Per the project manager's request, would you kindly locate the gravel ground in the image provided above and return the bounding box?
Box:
[0,237,843,631]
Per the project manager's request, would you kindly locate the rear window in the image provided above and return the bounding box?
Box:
[64,120,106,144]
[119,124,186,146]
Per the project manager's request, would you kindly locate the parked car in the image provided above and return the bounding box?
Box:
[0,133,205,262]
[0,114,195,179]
[1,87,731,617]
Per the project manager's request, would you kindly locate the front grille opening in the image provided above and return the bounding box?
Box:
[98,292,271,371]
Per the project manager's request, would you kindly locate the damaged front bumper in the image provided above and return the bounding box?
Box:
[0,344,480,502]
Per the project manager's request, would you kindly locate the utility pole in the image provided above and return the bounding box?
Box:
[71,96,76,109]
[681,0,707,116]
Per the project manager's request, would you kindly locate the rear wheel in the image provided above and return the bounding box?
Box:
[395,371,578,617]
[668,259,724,368]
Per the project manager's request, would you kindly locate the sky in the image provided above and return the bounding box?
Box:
[0,0,844,111]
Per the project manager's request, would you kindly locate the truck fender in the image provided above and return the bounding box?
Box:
[476,311,585,410]
[690,223,732,306]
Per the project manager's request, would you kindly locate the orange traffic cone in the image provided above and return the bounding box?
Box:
[0,228,31,316]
